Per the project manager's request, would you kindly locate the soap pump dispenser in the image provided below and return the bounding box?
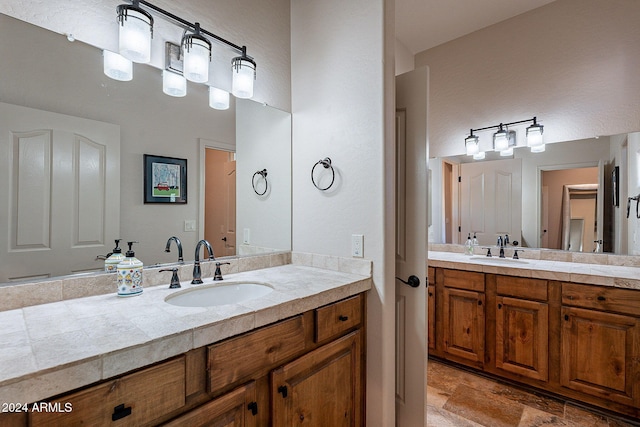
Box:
[116,241,143,297]
[464,233,474,256]
[105,239,124,272]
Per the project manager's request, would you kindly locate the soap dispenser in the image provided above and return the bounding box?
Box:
[116,241,143,297]
[105,239,124,272]
[464,233,474,256]
[472,233,479,247]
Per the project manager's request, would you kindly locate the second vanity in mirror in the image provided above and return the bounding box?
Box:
[0,13,292,284]
[429,132,640,255]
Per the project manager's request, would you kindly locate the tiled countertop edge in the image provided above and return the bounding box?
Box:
[428,251,640,290]
[0,261,372,404]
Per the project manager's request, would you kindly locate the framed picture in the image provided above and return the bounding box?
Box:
[612,165,619,207]
[143,154,187,204]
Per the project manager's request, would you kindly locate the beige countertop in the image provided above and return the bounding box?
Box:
[0,263,372,404]
[428,251,640,289]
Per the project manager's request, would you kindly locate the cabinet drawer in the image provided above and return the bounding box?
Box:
[443,269,484,292]
[562,283,640,317]
[496,275,548,301]
[315,294,362,342]
[30,356,186,427]
[208,315,306,392]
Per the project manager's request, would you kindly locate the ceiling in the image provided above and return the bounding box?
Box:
[395,0,558,54]
[1,1,559,64]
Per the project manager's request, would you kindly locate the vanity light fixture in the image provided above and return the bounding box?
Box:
[209,87,230,110]
[103,50,133,81]
[493,124,509,151]
[472,151,486,160]
[117,1,153,63]
[162,70,187,97]
[464,116,544,159]
[232,48,257,99]
[110,0,257,105]
[182,23,211,83]
[526,117,544,146]
[465,131,480,156]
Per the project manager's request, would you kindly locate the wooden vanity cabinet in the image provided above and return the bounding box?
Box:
[435,268,485,368]
[427,267,435,351]
[560,283,640,409]
[486,275,549,383]
[17,293,365,427]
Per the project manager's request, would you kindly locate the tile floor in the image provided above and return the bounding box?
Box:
[426,358,640,427]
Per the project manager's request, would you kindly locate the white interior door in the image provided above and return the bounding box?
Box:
[460,158,522,247]
[0,102,120,282]
[395,68,428,426]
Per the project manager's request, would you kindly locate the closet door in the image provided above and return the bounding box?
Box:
[0,102,120,282]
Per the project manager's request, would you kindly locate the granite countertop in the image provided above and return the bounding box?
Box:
[0,264,372,404]
[428,251,640,289]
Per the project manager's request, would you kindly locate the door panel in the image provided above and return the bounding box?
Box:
[460,158,522,246]
[395,68,427,426]
[0,102,120,281]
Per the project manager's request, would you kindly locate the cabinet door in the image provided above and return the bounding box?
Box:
[443,287,485,366]
[271,330,362,427]
[428,284,436,351]
[561,306,640,407]
[495,296,548,381]
[163,381,257,427]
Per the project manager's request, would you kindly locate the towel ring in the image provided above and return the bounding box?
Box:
[311,157,335,191]
[252,169,268,196]
[627,194,640,219]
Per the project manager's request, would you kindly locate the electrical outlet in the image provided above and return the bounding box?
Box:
[351,234,364,257]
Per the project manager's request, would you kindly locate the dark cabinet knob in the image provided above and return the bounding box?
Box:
[338,315,349,322]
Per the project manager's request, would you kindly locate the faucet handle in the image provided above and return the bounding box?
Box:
[159,268,181,288]
[482,247,492,257]
[512,249,524,260]
[213,262,231,281]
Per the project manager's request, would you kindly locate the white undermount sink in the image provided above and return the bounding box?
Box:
[165,282,274,307]
[469,255,529,264]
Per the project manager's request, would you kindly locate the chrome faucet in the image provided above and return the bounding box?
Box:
[192,239,215,284]
[165,236,183,263]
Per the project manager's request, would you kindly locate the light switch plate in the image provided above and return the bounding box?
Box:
[351,234,364,257]
[243,228,250,244]
[184,220,196,232]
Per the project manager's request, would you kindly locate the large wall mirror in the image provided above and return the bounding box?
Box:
[0,14,292,284]
[429,133,639,255]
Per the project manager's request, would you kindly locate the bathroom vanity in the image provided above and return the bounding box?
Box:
[428,250,640,419]
[0,254,371,426]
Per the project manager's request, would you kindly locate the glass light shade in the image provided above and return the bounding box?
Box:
[500,147,514,156]
[531,143,546,153]
[472,151,486,160]
[465,135,479,155]
[493,129,509,151]
[209,87,230,110]
[526,124,544,147]
[117,5,153,63]
[182,34,211,83]
[103,50,133,81]
[162,70,187,97]
[232,56,256,99]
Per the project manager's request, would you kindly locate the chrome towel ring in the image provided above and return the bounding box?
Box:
[252,169,268,196]
[311,157,335,191]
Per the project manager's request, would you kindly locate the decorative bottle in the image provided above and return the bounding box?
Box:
[105,239,124,272]
[116,241,143,297]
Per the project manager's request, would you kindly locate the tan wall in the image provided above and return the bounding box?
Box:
[542,168,598,249]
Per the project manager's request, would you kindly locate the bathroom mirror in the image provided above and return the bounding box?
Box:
[429,133,636,254]
[0,14,292,283]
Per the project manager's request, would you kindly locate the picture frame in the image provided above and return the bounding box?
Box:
[143,154,187,204]
[612,165,619,207]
